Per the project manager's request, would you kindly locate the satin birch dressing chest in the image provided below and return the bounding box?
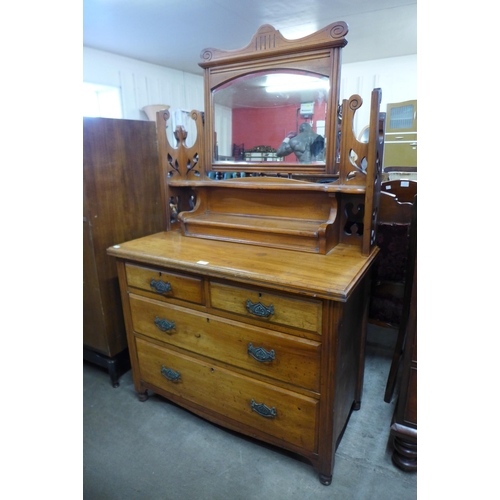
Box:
[108,22,385,485]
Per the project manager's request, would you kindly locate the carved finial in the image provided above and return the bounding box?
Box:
[329,22,349,39]
[348,95,363,111]
[200,49,214,62]
[173,126,188,146]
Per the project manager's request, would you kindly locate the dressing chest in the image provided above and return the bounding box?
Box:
[108,22,385,484]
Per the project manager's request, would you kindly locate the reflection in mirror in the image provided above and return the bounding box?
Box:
[213,71,329,165]
[357,125,370,143]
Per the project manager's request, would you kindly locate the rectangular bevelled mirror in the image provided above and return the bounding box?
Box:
[213,69,329,165]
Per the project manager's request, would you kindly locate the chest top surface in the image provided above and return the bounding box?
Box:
[107,230,378,301]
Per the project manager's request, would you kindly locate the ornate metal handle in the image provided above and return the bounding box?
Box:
[245,299,274,318]
[150,278,172,294]
[248,343,275,362]
[250,399,276,418]
[154,316,175,332]
[161,365,181,382]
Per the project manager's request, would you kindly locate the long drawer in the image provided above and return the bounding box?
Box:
[209,281,322,334]
[130,294,321,392]
[136,337,318,452]
[126,263,204,304]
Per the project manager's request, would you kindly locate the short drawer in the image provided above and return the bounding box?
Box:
[136,337,318,452]
[385,132,417,143]
[130,294,321,392]
[126,264,203,304]
[209,281,322,334]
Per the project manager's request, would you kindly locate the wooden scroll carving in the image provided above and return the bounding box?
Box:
[199,22,348,67]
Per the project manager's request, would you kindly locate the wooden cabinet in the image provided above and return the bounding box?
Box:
[383,100,417,169]
[109,232,376,483]
[83,117,164,386]
[389,196,417,470]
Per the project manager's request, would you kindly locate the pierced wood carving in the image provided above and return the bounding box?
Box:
[336,89,385,254]
[157,109,204,181]
[157,108,205,230]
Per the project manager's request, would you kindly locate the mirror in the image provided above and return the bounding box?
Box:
[213,70,329,165]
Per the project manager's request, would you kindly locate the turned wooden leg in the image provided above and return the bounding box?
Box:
[392,436,417,472]
[137,390,149,402]
[319,473,332,486]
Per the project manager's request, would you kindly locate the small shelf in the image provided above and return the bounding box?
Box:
[180,212,337,253]
[168,176,366,194]
[177,179,340,254]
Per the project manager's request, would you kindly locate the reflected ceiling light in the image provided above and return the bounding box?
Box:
[265,74,329,93]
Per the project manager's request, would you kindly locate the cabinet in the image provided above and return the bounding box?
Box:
[107,23,385,484]
[244,152,283,162]
[389,196,417,470]
[383,100,417,169]
[83,117,164,386]
[109,231,375,483]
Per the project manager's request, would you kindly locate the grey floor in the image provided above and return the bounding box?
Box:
[83,324,417,500]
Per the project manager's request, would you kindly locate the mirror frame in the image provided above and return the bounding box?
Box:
[199,22,348,176]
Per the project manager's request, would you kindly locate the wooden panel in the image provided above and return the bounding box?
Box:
[130,294,321,391]
[83,117,164,356]
[125,263,204,304]
[383,141,417,168]
[136,337,319,452]
[206,187,332,219]
[83,198,108,353]
[199,22,347,68]
[210,281,322,334]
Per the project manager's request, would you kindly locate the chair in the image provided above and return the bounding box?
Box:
[385,195,417,403]
[369,180,416,328]
[381,179,417,203]
[232,143,245,161]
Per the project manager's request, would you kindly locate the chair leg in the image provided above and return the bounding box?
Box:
[384,323,406,402]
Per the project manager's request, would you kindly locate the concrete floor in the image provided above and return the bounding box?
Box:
[83,325,417,499]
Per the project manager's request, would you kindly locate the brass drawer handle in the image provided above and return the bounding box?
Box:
[150,278,172,294]
[250,399,276,418]
[248,343,275,362]
[161,365,181,382]
[246,299,274,318]
[154,316,176,332]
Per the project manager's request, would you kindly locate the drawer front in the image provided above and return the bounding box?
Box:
[383,142,417,168]
[385,132,417,142]
[210,281,322,334]
[136,338,318,452]
[130,294,321,392]
[126,264,203,304]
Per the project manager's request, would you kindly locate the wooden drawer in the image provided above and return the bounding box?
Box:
[385,132,417,143]
[130,294,321,392]
[136,337,318,452]
[126,264,203,304]
[383,142,417,168]
[209,281,322,334]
